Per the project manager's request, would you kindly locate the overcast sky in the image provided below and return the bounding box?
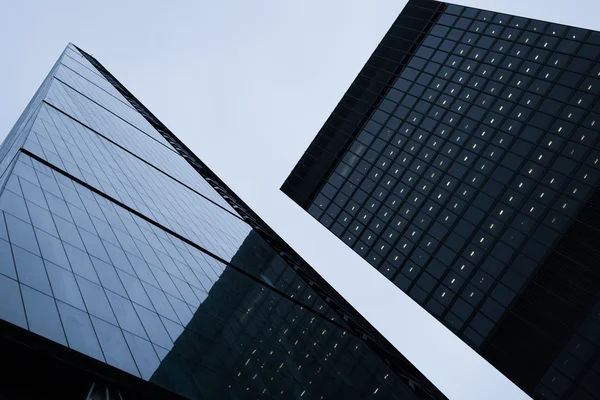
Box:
[1,1,598,399]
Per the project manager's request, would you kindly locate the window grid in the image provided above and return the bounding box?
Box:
[309,2,600,346]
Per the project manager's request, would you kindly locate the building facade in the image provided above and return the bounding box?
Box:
[0,44,443,399]
[282,1,600,398]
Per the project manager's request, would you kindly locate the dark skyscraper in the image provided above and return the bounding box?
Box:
[282,1,600,398]
[0,43,443,399]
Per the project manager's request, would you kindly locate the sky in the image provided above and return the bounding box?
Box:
[0,1,598,399]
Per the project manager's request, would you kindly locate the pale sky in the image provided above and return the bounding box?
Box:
[1,1,598,399]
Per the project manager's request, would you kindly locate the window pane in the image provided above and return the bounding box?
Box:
[0,274,27,329]
[21,285,66,346]
[57,301,104,361]
[90,315,139,377]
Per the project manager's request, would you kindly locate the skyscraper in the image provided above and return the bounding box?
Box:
[0,43,443,399]
[282,1,600,398]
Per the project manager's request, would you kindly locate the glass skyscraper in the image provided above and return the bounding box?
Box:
[282,1,600,398]
[0,43,442,399]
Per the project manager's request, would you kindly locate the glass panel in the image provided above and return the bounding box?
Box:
[21,285,67,346]
[0,274,27,329]
[46,261,85,310]
[57,301,104,361]
[91,315,140,377]
[12,245,52,295]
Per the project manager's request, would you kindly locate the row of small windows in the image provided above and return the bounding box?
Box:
[313,128,596,272]
[354,45,600,130]
[377,82,599,146]
[395,63,599,122]
[324,144,597,222]
[432,19,590,52]
[347,124,598,192]
[372,48,600,112]
[420,28,600,67]
[359,114,598,166]
[313,169,585,277]
[338,192,570,266]
[413,39,600,86]
[334,219,563,324]
[317,164,591,239]
[403,4,599,47]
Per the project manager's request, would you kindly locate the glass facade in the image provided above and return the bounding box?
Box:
[282,1,600,399]
[0,44,442,399]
